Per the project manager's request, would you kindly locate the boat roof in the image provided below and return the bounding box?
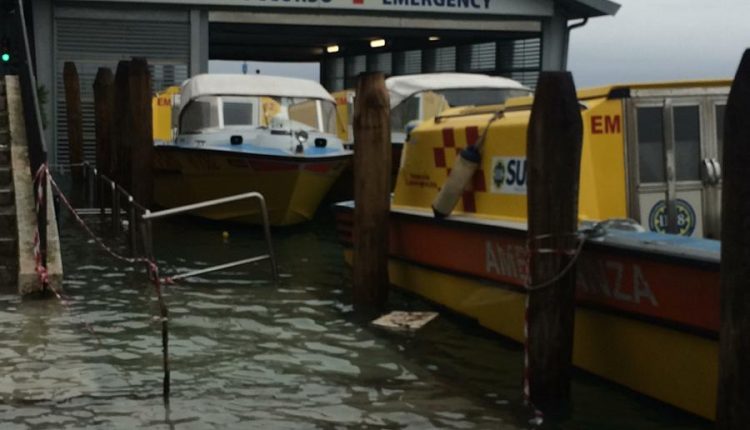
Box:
[576,79,732,100]
[181,74,335,104]
[385,73,531,108]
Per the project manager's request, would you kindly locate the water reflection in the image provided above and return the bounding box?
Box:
[0,210,710,429]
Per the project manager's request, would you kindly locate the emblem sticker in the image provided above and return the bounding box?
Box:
[648,199,697,236]
[490,157,527,195]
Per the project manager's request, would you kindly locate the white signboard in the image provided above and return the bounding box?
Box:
[490,156,527,195]
[90,0,553,17]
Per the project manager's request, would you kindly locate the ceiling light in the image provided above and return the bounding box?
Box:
[429,36,440,42]
[370,39,386,48]
[326,45,340,53]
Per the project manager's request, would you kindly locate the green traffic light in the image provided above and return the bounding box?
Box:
[1,53,9,62]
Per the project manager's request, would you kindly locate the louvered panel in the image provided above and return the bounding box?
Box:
[55,17,190,166]
[344,55,366,88]
[403,50,421,74]
[496,37,541,88]
[56,19,189,61]
[434,47,456,72]
[330,57,345,91]
[469,42,496,72]
[372,52,392,75]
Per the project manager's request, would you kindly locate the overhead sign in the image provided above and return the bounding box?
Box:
[93,0,553,17]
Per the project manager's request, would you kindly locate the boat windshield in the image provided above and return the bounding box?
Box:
[390,87,532,132]
[180,95,338,135]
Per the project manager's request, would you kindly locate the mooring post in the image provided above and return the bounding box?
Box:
[717,49,750,430]
[525,72,583,417]
[93,67,114,208]
[128,57,154,208]
[113,60,131,193]
[111,182,119,235]
[63,61,84,184]
[352,72,391,315]
[128,196,137,257]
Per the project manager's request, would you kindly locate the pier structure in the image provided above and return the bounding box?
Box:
[26,0,618,169]
[1,1,62,295]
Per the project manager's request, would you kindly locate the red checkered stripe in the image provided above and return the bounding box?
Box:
[432,126,486,213]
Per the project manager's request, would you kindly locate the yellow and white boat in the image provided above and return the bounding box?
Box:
[335,79,730,419]
[154,74,351,226]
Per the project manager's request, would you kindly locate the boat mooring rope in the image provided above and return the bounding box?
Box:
[521,227,596,423]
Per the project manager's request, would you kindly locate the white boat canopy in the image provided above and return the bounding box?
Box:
[180,74,335,110]
[385,73,531,108]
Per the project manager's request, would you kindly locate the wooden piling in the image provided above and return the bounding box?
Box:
[717,49,750,430]
[128,57,154,208]
[93,67,114,178]
[525,71,583,416]
[63,62,84,183]
[352,72,391,314]
[112,60,131,192]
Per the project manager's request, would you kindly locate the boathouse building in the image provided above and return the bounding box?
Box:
[23,0,618,166]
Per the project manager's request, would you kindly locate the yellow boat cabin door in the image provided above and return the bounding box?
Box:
[624,84,729,239]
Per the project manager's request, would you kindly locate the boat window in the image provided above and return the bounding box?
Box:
[438,88,531,107]
[391,96,420,132]
[289,99,320,130]
[637,107,665,183]
[321,101,338,135]
[180,97,220,134]
[673,105,701,181]
[716,104,725,164]
[223,99,255,126]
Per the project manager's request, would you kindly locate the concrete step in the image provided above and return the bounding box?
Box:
[0,114,6,129]
[0,167,10,186]
[0,236,16,258]
[0,130,8,146]
[0,144,9,165]
[0,265,18,291]
[0,206,15,233]
[0,186,13,206]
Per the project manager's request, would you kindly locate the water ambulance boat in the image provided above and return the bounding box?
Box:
[334,79,730,419]
[154,74,351,226]
[329,73,531,198]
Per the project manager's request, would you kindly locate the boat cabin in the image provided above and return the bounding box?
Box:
[333,73,532,145]
[394,79,730,239]
[170,74,340,151]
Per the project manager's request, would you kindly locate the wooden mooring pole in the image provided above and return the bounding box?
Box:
[113,60,131,193]
[717,49,750,430]
[352,72,391,315]
[63,62,84,183]
[525,71,583,417]
[128,57,154,208]
[93,67,114,212]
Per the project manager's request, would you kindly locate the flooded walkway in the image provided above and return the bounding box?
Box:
[0,206,710,429]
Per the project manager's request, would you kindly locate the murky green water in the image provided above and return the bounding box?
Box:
[0,189,711,429]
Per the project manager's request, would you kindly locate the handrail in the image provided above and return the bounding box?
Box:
[9,0,49,274]
[142,192,279,282]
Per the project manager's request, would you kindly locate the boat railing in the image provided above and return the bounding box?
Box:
[141,191,279,283]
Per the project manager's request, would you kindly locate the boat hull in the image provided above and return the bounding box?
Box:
[334,204,719,420]
[155,146,350,225]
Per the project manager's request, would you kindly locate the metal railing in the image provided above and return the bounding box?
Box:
[141,192,279,282]
[79,162,278,283]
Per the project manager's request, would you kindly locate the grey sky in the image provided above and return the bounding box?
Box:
[569,0,750,86]
[209,0,750,88]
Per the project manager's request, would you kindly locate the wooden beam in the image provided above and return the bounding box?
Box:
[717,48,750,430]
[352,72,391,315]
[62,62,84,183]
[525,71,583,417]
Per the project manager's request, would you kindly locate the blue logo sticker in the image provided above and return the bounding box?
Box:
[648,199,697,236]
